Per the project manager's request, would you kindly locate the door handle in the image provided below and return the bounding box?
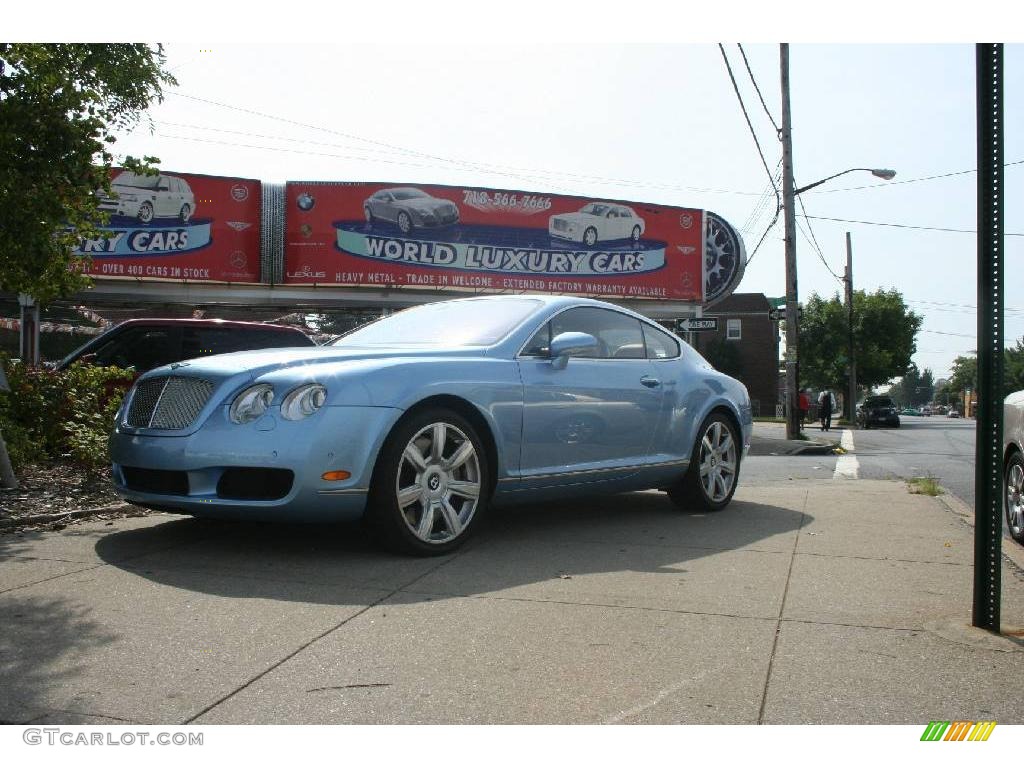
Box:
[640,376,661,388]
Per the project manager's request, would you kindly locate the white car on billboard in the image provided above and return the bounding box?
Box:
[99,172,196,224]
[549,202,645,247]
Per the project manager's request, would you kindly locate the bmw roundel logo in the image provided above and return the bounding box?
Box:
[296,193,315,211]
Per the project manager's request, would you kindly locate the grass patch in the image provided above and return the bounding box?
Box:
[753,416,786,423]
[908,476,944,496]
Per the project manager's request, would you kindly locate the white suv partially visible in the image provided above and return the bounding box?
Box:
[549,202,645,247]
[99,172,196,224]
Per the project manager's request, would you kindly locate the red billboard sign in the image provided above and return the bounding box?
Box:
[284,182,746,303]
[75,170,261,282]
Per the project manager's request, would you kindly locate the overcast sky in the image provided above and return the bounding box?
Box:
[17,4,1024,380]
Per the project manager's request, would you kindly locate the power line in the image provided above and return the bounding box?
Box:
[811,158,1024,193]
[717,44,781,213]
[737,44,781,137]
[796,195,843,283]
[164,93,768,198]
[801,214,1024,236]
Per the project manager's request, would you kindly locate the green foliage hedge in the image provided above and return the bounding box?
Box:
[0,358,132,472]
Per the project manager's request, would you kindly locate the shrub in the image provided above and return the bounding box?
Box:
[0,357,133,473]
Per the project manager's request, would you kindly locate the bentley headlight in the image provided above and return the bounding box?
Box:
[230,383,274,424]
[280,384,326,421]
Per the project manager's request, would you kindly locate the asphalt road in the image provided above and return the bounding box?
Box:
[742,416,1024,550]
[745,416,976,503]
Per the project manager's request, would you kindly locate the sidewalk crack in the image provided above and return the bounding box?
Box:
[757,488,808,724]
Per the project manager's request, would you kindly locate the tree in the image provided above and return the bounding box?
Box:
[1005,338,1024,396]
[887,363,934,407]
[0,44,175,303]
[799,288,922,395]
[937,341,1024,403]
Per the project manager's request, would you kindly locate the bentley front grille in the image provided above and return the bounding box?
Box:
[126,376,216,430]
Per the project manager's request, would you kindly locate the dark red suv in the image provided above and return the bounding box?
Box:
[56,319,315,374]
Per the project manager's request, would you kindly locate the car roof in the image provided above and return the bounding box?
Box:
[108,318,309,333]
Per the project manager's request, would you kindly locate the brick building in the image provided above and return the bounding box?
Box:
[691,293,779,417]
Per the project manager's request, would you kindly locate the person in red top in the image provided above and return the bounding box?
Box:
[798,389,811,431]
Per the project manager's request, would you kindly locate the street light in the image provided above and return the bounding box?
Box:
[779,47,898,439]
[794,167,897,195]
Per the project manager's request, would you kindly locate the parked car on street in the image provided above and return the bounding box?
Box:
[98,172,196,224]
[1005,390,1024,545]
[948,409,962,418]
[857,395,901,428]
[549,202,646,246]
[900,407,923,417]
[110,295,753,555]
[363,187,459,233]
[58,319,314,375]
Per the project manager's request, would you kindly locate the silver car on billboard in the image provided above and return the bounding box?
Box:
[363,187,459,233]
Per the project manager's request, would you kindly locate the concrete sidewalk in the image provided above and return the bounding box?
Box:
[0,478,1021,725]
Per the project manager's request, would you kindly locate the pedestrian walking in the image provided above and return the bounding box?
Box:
[818,388,834,431]
[798,389,810,431]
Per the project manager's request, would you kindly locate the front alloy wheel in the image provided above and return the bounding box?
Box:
[583,227,598,247]
[1006,452,1024,544]
[370,409,489,555]
[137,201,154,224]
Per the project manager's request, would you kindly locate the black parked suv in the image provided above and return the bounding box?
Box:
[56,319,315,374]
[857,395,901,429]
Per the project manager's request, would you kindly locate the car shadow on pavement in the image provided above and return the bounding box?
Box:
[0,595,119,724]
[90,491,809,606]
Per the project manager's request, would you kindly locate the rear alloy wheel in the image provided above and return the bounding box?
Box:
[397,211,412,234]
[668,413,740,511]
[1006,452,1024,545]
[369,409,489,555]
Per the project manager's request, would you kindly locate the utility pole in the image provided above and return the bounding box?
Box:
[845,232,857,423]
[780,44,800,439]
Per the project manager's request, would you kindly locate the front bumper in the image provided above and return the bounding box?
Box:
[110,405,401,522]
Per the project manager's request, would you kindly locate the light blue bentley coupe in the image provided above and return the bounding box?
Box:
[110,295,752,555]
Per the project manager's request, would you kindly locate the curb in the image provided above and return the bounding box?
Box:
[936,488,1024,576]
[0,502,133,531]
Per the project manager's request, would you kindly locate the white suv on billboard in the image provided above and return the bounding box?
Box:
[99,172,196,224]
[549,202,645,247]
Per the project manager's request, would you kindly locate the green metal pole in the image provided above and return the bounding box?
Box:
[973,43,1003,632]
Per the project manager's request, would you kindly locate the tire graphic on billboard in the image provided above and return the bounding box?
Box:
[703,211,746,306]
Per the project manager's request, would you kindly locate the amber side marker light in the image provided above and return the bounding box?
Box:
[322,470,352,481]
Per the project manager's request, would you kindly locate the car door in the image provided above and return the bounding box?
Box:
[517,306,664,487]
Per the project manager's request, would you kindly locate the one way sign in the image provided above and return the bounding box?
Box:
[675,318,719,333]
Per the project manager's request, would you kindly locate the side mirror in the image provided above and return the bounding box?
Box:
[549,332,598,370]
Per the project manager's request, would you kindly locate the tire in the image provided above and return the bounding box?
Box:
[631,225,641,242]
[179,204,192,224]
[364,206,374,223]
[137,201,154,224]
[367,408,490,555]
[1006,451,1024,545]
[667,412,740,512]
[397,211,412,234]
[583,227,598,247]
